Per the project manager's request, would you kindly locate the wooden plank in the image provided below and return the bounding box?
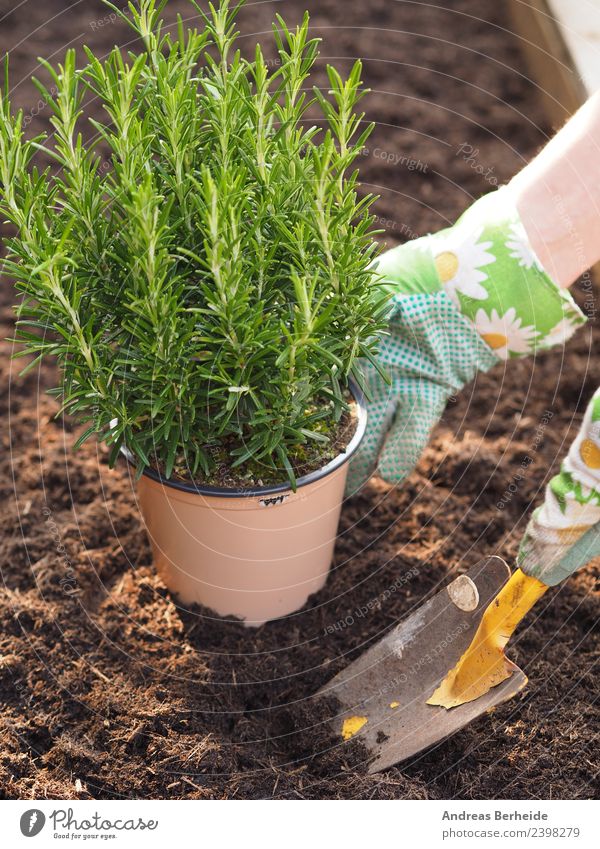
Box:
[508,0,588,125]
[547,0,600,94]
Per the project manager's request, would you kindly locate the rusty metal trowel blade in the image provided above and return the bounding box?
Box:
[318,557,528,773]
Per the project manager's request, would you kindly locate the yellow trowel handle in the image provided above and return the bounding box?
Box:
[428,568,548,709]
[483,568,549,650]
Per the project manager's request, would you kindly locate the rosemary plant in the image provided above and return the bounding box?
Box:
[0,0,388,486]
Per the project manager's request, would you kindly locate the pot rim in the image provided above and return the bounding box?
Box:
[120,378,368,499]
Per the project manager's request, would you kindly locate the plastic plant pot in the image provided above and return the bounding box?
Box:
[122,382,367,627]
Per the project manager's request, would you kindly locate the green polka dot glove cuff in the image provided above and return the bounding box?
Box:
[346,187,587,494]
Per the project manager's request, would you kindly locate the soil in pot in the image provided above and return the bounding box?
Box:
[149,394,359,491]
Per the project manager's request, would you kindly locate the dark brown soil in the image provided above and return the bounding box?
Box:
[1,0,598,801]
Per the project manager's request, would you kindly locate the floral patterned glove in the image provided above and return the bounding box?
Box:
[347,187,586,494]
[519,389,600,586]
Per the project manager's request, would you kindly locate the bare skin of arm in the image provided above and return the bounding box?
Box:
[507,91,600,289]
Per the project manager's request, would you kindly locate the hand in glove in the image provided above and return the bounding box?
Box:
[346,187,586,494]
[428,388,600,709]
[519,387,600,585]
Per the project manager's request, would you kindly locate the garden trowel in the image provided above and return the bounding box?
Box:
[317,556,547,773]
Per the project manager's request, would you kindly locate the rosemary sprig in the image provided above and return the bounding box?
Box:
[0,0,389,484]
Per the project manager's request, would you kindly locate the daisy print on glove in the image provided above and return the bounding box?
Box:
[475,307,539,359]
[506,220,545,270]
[543,315,582,348]
[536,487,600,544]
[432,226,496,305]
[520,486,600,580]
[569,394,600,478]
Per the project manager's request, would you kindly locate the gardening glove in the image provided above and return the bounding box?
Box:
[429,387,600,710]
[428,391,600,710]
[518,387,600,586]
[346,186,586,494]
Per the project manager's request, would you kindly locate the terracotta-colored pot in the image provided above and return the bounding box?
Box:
[124,384,367,626]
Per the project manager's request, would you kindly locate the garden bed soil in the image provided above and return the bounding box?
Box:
[0,0,598,800]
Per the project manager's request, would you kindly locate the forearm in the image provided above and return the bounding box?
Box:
[509,91,600,288]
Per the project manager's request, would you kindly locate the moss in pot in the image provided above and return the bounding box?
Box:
[0,0,389,624]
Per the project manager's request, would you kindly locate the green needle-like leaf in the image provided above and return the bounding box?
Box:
[0,0,388,486]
